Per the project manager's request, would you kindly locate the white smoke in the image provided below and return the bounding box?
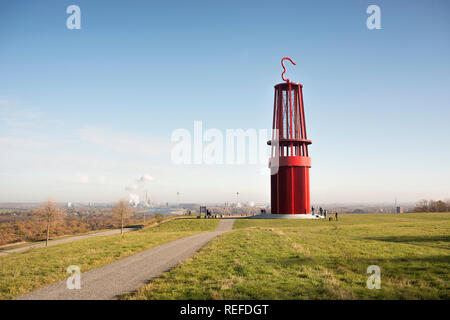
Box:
[137,174,153,183]
[125,174,153,207]
[125,184,138,192]
[129,193,139,206]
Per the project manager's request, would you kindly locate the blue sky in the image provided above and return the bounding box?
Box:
[0,0,449,204]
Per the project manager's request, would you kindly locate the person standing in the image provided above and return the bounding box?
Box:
[319,207,323,216]
[335,212,338,221]
[324,210,327,219]
[311,206,315,215]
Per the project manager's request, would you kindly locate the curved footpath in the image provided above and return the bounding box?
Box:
[1,217,182,257]
[0,227,138,257]
[16,218,235,300]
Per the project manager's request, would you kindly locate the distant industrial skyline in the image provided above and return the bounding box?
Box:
[1,0,449,204]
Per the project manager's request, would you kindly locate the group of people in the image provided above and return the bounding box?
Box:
[311,206,338,220]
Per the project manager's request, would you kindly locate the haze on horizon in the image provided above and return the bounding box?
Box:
[1,0,449,205]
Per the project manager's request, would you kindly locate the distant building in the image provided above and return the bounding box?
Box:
[396,206,403,213]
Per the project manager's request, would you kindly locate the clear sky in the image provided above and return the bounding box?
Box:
[0,0,449,205]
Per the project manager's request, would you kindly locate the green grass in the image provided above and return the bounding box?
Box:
[0,216,173,252]
[124,213,450,300]
[0,228,126,252]
[0,218,219,300]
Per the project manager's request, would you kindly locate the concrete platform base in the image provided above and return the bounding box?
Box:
[248,214,324,219]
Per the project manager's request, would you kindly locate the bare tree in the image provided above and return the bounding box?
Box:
[414,199,429,212]
[434,200,448,212]
[112,199,132,235]
[414,199,450,213]
[34,200,63,246]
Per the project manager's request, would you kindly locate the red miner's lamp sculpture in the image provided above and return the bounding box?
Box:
[268,57,312,214]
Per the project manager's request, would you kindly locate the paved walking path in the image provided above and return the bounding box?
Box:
[0,227,138,257]
[16,218,235,300]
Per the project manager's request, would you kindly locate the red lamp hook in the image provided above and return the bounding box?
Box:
[281,57,296,83]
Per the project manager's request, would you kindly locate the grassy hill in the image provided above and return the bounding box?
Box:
[0,218,219,300]
[124,213,450,300]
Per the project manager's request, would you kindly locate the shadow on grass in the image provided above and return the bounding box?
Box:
[361,255,450,265]
[276,254,450,267]
[261,252,449,275]
[363,235,450,250]
[365,235,450,243]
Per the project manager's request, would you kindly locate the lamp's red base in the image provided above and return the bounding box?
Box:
[270,166,310,214]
